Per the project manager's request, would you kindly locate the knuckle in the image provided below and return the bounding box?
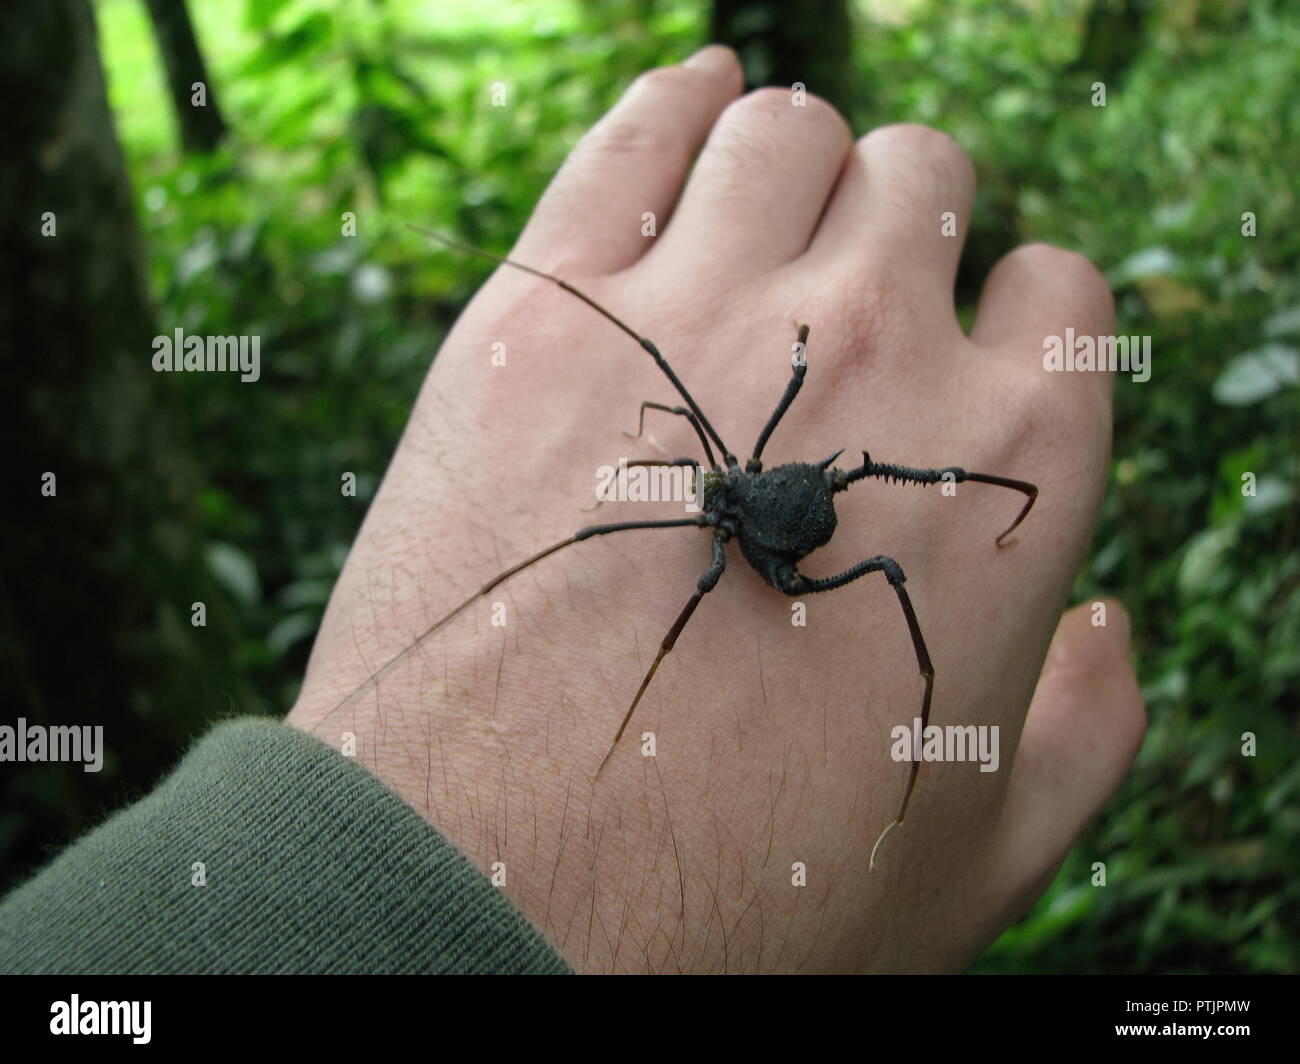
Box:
[1007,365,1063,437]
[861,122,975,184]
[854,270,904,324]
[803,94,854,143]
[728,84,797,116]
[581,112,676,161]
[581,66,712,161]
[1004,243,1115,329]
[703,88,851,189]
[1005,241,1096,282]
[630,64,686,96]
[997,348,1110,449]
[718,85,849,140]
[820,269,905,354]
[969,367,1063,469]
[627,62,723,110]
[862,121,954,153]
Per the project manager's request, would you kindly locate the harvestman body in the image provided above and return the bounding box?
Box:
[331,226,1039,869]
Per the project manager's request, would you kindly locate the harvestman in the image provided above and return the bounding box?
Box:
[329,226,1039,869]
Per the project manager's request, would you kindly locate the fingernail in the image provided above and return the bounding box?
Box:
[684,44,737,75]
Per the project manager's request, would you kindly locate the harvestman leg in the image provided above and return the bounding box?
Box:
[582,457,702,514]
[322,516,711,722]
[748,324,810,473]
[580,400,713,511]
[835,453,1039,547]
[408,224,736,467]
[626,400,718,470]
[778,555,933,871]
[595,529,730,777]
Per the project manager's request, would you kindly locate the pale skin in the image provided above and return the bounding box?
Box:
[287,45,1146,973]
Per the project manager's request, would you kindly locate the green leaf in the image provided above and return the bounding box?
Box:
[206,542,261,606]
[1178,526,1239,598]
[267,612,319,656]
[1243,476,1294,516]
[246,0,293,32]
[1263,305,1300,338]
[1212,344,1300,405]
[1109,246,1178,285]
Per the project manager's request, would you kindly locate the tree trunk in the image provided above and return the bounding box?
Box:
[142,0,228,153]
[710,0,858,119]
[0,0,246,893]
[1071,0,1150,83]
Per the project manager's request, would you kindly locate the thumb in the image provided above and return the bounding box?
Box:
[992,598,1146,901]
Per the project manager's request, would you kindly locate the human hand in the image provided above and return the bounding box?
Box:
[287,45,1145,973]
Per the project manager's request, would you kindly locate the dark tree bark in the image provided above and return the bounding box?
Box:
[142,0,228,153]
[1071,0,1150,83]
[710,0,858,119]
[0,0,246,892]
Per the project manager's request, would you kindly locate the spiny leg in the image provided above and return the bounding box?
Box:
[595,529,730,778]
[748,323,810,473]
[626,400,718,470]
[322,516,710,728]
[408,224,735,467]
[779,555,933,871]
[833,452,1038,546]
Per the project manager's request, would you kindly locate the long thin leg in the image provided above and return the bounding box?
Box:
[626,400,718,470]
[833,452,1038,547]
[408,225,735,466]
[582,457,702,513]
[595,530,730,778]
[778,555,932,871]
[748,324,810,472]
[323,516,710,724]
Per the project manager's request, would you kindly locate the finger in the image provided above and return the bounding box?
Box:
[809,123,976,309]
[992,599,1146,903]
[970,242,1116,352]
[969,244,1117,416]
[651,86,854,273]
[514,46,744,273]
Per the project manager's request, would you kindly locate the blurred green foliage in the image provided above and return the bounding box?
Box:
[82,0,1297,972]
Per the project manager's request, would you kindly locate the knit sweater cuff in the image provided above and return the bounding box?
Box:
[0,717,570,974]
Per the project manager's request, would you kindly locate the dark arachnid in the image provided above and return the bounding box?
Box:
[348,226,1039,868]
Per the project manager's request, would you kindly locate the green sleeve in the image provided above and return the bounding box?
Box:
[0,717,570,974]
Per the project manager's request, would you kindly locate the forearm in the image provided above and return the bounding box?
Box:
[0,718,568,974]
